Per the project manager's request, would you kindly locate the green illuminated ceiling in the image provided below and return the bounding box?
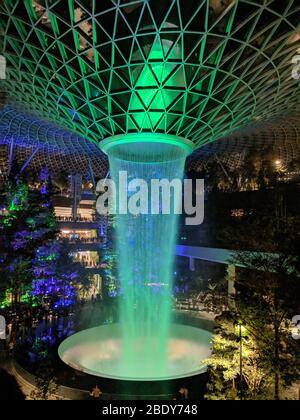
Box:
[1,1,300,149]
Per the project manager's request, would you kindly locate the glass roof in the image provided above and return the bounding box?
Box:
[1,0,299,149]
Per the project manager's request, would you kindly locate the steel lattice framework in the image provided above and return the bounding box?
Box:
[189,114,300,169]
[1,106,300,181]
[0,106,108,179]
[1,0,300,150]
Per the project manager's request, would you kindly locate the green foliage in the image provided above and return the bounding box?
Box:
[0,285,38,309]
[206,182,300,400]
[0,166,59,306]
[30,360,59,400]
[32,241,90,310]
[205,313,270,400]
[205,178,300,400]
[200,150,297,194]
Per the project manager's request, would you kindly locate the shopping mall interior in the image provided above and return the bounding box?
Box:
[0,0,300,401]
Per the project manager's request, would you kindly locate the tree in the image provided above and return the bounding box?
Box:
[32,242,90,310]
[205,312,270,400]
[30,360,59,400]
[0,166,58,306]
[218,183,300,400]
[0,177,34,304]
[55,243,91,308]
[205,179,300,400]
[52,171,69,195]
[233,254,300,400]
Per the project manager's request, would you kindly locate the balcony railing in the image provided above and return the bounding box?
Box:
[59,236,100,244]
[74,261,101,269]
[56,216,97,223]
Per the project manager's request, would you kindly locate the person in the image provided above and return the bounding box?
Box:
[8,340,14,356]
[90,385,102,400]
[183,384,189,399]
[178,385,189,400]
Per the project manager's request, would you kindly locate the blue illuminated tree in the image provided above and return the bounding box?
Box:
[0,172,35,304]
[0,166,58,306]
[32,241,91,310]
[1,165,89,310]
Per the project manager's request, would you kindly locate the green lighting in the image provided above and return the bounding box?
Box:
[2,2,299,147]
[100,133,194,158]
[104,134,190,378]
[129,39,184,129]
[59,324,212,381]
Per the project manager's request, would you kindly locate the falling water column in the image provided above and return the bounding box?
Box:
[100,134,194,380]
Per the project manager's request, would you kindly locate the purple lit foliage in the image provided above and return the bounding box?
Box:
[0,166,60,307]
[32,243,77,309]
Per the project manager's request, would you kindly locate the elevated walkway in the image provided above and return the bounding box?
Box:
[175,245,272,308]
[176,245,243,267]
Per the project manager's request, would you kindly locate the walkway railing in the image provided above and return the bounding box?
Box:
[59,237,100,244]
[56,216,97,223]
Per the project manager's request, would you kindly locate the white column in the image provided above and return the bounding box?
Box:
[227,264,236,309]
[189,257,195,271]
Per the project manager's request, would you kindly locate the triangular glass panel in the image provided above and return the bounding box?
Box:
[135,65,158,88]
